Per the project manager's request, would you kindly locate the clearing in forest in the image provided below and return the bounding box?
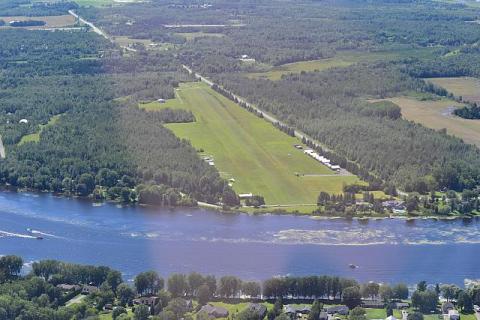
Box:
[175,32,225,41]
[19,114,62,145]
[74,0,142,7]
[425,77,480,104]
[140,82,361,205]
[0,15,76,29]
[245,48,436,81]
[380,97,480,147]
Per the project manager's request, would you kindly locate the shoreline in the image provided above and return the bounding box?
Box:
[1,186,477,222]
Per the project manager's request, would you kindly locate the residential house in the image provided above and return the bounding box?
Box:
[442,302,455,315]
[81,285,99,295]
[326,306,349,316]
[133,296,160,307]
[394,302,410,309]
[56,284,81,292]
[247,303,267,319]
[199,304,229,318]
[445,310,460,320]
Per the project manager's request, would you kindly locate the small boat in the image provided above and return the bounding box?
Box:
[349,264,358,269]
[26,228,33,233]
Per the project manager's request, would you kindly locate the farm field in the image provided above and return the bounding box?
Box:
[176,32,225,41]
[140,82,361,205]
[0,15,76,29]
[245,48,436,80]
[425,77,480,104]
[380,97,480,147]
[73,0,142,7]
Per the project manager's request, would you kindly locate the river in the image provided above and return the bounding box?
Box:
[0,190,479,286]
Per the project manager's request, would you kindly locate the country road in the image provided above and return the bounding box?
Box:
[68,10,110,41]
[68,10,137,52]
[0,136,5,159]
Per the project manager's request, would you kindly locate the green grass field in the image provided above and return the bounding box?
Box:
[176,32,225,41]
[425,77,480,104]
[379,96,480,147]
[141,82,361,205]
[74,0,141,7]
[246,48,436,81]
[19,114,61,145]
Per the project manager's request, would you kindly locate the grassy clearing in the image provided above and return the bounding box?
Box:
[176,32,225,41]
[74,0,141,7]
[245,48,436,80]
[425,77,480,104]
[0,15,76,29]
[365,308,387,319]
[112,36,175,50]
[19,114,61,145]
[379,97,480,147]
[140,82,361,205]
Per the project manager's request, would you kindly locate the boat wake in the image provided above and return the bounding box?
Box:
[28,229,60,238]
[0,230,37,239]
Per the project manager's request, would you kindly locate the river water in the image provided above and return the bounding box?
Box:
[0,191,479,285]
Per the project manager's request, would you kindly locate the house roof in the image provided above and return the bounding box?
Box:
[442,302,455,314]
[200,304,229,318]
[248,303,267,317]
[327,306,349,314]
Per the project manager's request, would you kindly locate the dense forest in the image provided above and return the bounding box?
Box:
[0,0,78,17]
[0,29,232,205]
[213,63,480,193]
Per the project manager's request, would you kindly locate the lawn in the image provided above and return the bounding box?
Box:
[19,114,62,145]
[140,82,361,205]
[245,48,436,81]
[365,308,387,319]
[425,77,480,104]
[380,96,480,147]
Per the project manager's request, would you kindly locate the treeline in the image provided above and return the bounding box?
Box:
[0,0,78,17]
[454,104,480,120]
[2,255,480,320]
[0,28,234,205]
[405,46,480,79]
[9,20,46,27]
[214,63,480,193]
[118,106,229,205]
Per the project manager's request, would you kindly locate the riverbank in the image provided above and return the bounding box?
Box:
[1,185,478,221]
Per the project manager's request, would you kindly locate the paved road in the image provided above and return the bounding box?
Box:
[474,311,480,320]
